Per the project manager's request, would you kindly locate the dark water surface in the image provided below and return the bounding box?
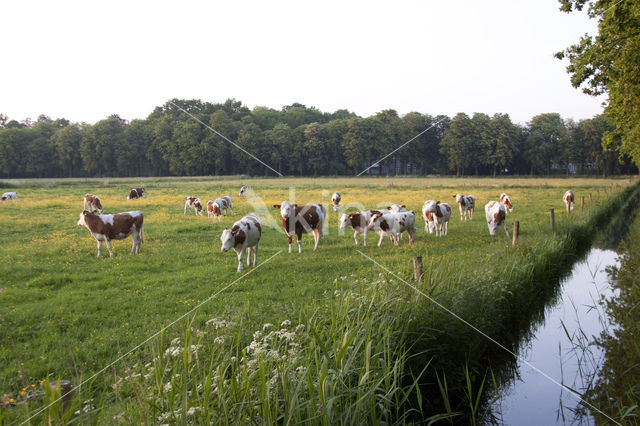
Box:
[492,248,618,425]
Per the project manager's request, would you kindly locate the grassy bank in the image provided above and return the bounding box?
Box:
[0,176,635,423]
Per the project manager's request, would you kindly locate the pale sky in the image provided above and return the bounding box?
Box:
[1,0,605,126]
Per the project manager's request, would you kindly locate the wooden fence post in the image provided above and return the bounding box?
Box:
[550,208,555,232]
[412,256,423,281]
[512,221,519,247]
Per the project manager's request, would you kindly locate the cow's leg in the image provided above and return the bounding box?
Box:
[312,228,320,251]
[444,221,448,236]
[408,229,415,245]
[392,233,400,246]
[377,232,384,247]
[105,240,113,257]
[363,228,368,246]
[252,246,258,267]
[96,240,102,258]
[131,234,138,254]
[230,205,234,215]
[237,248,245,272]
[353,230,360,245]
[184,205,187,215]
[297,231,304,253]
[503,220,510,237]
[459,206,464,221]
[287,235,293,253]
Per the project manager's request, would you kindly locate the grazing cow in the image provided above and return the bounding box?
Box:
[239,186,247,196]
[1,192,17,201]
[220,214,262,272]
[368,210,416,247]
[485,201,509,237]
[499,193,514,213]
[127,187,145,200]
[339,209,389,246]
[273,201,326,253]
[208,196,233,218]
[387,204,406,213]
[331,192,341,211]
[77,210,144,257]
[83,194,104,213]
[453,194,476,221]
[184,196,204,215]
[563,190,575,213]
[422,200,452,236]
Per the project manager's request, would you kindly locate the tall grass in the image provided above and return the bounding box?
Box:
[0,176,636,424]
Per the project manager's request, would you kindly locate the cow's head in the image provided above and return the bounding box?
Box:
[454,194,464,203]
[368,211,385,230]
[77,210,91,227]
[220,228,234,252]
[423,200,437,213]
[93,198,104,213]
[387,204,406,213]
[273,201,292,219]
[339,213,351,229]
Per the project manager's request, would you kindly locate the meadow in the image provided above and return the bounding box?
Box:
[0,176,634,424]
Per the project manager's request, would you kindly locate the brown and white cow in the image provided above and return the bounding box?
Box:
[331,192,341,211]
[563,190,575,213]
[1,192,17,201]
[127,187,145,200]
[273,201,326,253]
[220,214,262,272]
[499,193,514,213]
[485,201,509,237]
[83,194,104,213]
[77,210,144,257]
[339,209,389,246]
[368,210,416,247]
[208,196,233,218]
[454,194,476,221]
[422,200,452,236]
[184,196,204,215]
[239,186,247,196]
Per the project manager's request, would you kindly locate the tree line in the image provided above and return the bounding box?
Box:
[0,98,635,179]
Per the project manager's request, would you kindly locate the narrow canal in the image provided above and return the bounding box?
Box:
[492,248,618,425]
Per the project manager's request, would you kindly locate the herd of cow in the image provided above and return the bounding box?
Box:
[2,186,576,272]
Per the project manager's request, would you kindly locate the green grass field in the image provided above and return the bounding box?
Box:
[0,176,633,423]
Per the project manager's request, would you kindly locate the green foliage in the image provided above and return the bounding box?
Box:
[558,0,640,169]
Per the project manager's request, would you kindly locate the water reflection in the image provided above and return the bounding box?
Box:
[492,249,618,425]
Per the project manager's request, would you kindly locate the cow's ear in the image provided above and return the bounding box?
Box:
[386,206,391,210]
[273,204,281,209]
[452,195,456,198]
[83,210,88,216]
[401,205,406,208]
[436,200,440,204]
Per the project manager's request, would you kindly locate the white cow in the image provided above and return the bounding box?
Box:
[239,186,247,196]
[563,190,575,213]
[220,214,262,272]
[387,204,406,213]
[422,200,452,236]
[1,192,18,201]
[368,210,416,247]
[339,209,390,246]
[331,192,341,211]
[454,194,476,221]
[485,201,509,237]
[208,196,233,218]
[499,193,514,213]
[184,196,204,215]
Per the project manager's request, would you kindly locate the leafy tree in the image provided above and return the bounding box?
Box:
[53,124,83,177]
[557,0,640,167]
[303,122,328,175]
[440,113,475,176]
[483,113,518,176]
[526,113,568,175]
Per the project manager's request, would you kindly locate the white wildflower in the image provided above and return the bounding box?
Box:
[280,319,291,327]
[214,336,225,345]
[170,337,181,346]
[164,382,172,392]
[262,323,273,331]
